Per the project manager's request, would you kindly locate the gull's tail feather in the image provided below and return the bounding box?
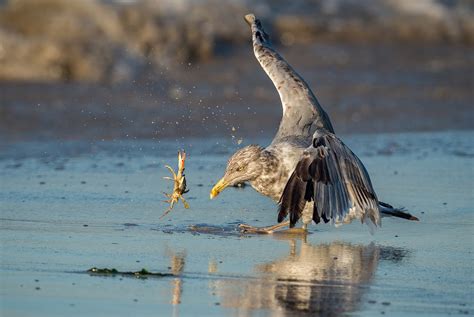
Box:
[379,201,419,221]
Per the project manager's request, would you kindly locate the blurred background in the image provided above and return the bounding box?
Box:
[0,0,473,141]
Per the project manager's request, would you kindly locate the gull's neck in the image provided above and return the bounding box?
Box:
[249,149,289,202]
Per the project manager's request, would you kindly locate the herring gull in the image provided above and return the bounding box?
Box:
[210,14,418,233]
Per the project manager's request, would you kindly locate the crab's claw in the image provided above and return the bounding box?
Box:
[178,151,186,171]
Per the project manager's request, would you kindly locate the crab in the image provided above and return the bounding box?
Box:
[160,151,190,219]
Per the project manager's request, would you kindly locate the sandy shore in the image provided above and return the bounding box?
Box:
[1,41,473,143]
[1,131,472,316]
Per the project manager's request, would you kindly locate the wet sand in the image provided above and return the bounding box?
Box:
[1,131,472,316]
[1,42,473,141]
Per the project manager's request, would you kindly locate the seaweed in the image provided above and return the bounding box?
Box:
[87,267,173,279]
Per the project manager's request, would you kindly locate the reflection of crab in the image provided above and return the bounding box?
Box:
[160,151,190,219]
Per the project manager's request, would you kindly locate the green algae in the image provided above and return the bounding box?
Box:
[87,267,173,278]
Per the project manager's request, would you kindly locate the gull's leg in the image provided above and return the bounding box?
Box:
[272,222,308,234]
[279,227,308,234]
[239,220,291,234]
[273,222,308,235]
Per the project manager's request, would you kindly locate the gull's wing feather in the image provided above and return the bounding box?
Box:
[245,14,334,141]
[278,131,381,228]
[277,153,314,226]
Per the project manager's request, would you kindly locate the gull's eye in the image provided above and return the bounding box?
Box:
[236,166,244,172]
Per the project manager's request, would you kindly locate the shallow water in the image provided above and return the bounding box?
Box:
[1,131,473,316]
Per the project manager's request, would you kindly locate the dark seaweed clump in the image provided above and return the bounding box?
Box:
[87,267,173,278]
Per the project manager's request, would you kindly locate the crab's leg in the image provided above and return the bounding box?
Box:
[163,176,174,181]
[162,192,173,203]
[159,206,173,219]
[179,196,190,209]
[160,199,177,219]
[164,165,177,179]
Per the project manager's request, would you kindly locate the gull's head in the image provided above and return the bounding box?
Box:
[210,145,263,199]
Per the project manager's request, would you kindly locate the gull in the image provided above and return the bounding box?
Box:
[210,14,418,233]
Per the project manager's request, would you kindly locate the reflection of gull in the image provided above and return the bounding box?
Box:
[259,242,378,315]
[213,240,407,316]
[209,14,418,233]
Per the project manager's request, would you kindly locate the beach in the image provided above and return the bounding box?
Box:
[1,131,473,316]
[1,1,473,315]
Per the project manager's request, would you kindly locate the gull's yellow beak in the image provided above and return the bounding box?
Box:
[210,177,228,199]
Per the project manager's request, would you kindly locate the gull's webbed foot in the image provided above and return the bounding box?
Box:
[238,224,272,234]
[238,221,291,234]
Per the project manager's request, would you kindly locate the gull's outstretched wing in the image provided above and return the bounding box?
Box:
[244,14,334,141]
[278,130,380,228]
